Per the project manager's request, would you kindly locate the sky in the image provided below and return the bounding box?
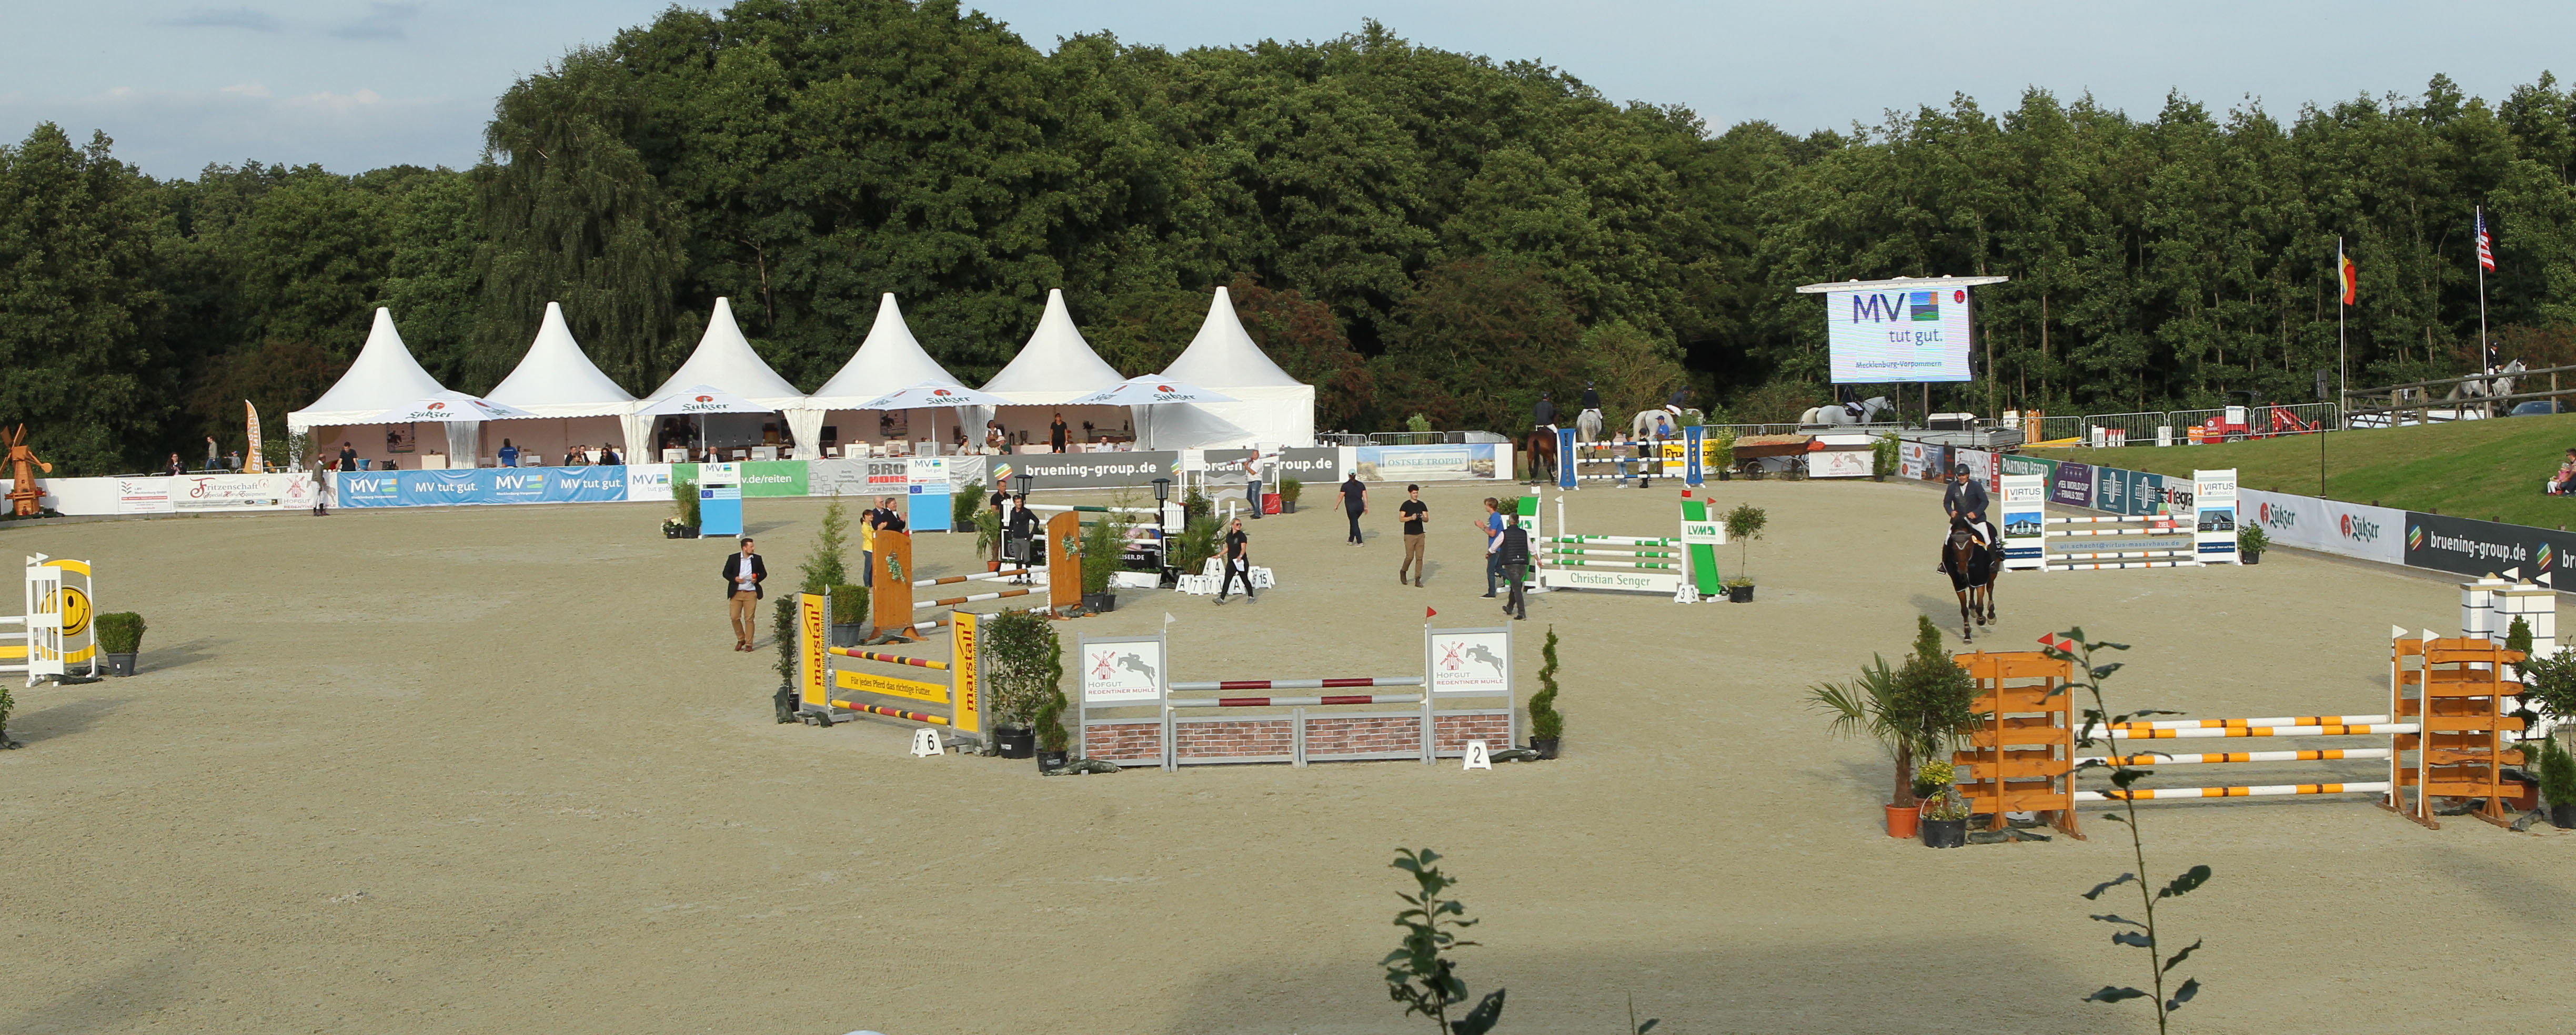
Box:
[8,2,2576,179]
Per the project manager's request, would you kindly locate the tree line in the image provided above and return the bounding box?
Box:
[9,0,2576,473]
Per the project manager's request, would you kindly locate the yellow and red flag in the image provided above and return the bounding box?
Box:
[2338,243,2358,306]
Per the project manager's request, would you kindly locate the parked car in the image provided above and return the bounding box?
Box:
[2509,400,2571,417]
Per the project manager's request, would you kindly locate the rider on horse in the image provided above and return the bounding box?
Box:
[1578,382,1603,443]
[1939,462,1996,571]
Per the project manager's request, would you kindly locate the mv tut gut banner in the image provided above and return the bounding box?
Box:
[337,467,631,508]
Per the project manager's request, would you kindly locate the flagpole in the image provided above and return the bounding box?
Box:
[2337,236,2347,411]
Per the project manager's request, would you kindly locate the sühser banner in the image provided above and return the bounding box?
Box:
[2239,490,2403,565]
[2402,511,2565,581]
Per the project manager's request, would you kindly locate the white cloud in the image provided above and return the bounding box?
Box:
[0,85,485,177]
[331,4,421,41]
[163,7,284,32]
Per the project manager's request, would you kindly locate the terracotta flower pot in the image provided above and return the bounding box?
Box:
[1885,803,1921,838]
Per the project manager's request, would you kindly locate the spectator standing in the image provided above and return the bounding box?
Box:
[163,453,184,477]
[1339,472,1368,545]
[1397,484,1429,586]
[721,537,766,651]
[1214,516,1256,604]
[311,461,331,516]
[339,442,359,472]
[498,439,520,467]
[1472,498,1504,598]
[205,436,219,471]
[1496,514,1531,620]
[225,449,242,472]
[1049,411,1069,453]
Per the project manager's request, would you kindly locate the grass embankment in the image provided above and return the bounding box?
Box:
[2028,412,2576,529]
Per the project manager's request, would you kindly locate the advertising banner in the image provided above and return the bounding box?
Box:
[907,457,951,532]
[1355,444,1500,482]
[1897,440,1929,481]
[1999,473,2047,569]
[1812,449,1874,479]
[625,463,676,504]
[990,451,1181,491]
[1274,447,1343,486]
[2240,490,2404,565]
[2000,454,2055,481]
[114,478,174,515]
[2192,469,2238,563]
[1954,449,1996,495]
[806,458,868,499]
[337,468,629,508]
[1824,283,1975,383]
[1081,635,1168,705]
[740,460,810,498]
[862,459,911,497]
[699,463,742,536]
[1427,628,1512,697]
[173,472,314,512]
[2049,461,2096,509]
[2403,512,2567,581]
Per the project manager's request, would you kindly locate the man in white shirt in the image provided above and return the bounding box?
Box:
[721,537,766,652]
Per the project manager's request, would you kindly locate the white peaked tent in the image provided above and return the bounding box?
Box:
[486,302,643,461]
[981,289,1133,448]
[1153,287,1317,449]
[643,298,818,458]
[289,307,460,466]
[806,294,968,453]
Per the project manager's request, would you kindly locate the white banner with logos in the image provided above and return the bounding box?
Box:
[2240,489,2404,565]
[170,472,314,512]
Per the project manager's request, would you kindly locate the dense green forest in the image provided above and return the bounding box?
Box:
[8,0,2576,473]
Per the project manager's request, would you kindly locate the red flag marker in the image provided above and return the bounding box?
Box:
[1426,606,1437,619]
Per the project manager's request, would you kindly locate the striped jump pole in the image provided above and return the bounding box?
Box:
[916,587,1035,610]
[2079,748,2393,767]
[1169,694,1425,707]
[2109,715,2391,732]
[1541,535,1679,546]
[911,569,1033,587]
[898,598,1058,633]
[827,699,952,726]
[2077,782,2390,802]
[1544,546,1684,558]
[1170,676,1424,692]
[2106,723,2417,740]
[826,647,949,670]
[1542,557,1684,570]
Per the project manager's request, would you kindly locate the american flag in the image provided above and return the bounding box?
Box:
[2477,209,2497,272]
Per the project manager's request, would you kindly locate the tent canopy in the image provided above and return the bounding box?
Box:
[808,294,962,407]
[376,392,536,423]
[288,308,449,433]
[486,301,639,417]
[1161,287,1301,388]
[639,384,768,416]
[981,289,1126,403]
[647,297,805,406]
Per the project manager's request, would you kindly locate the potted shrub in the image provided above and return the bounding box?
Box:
[1278,476,1302,514]
[1527,626,1565,758]
[982,609,1060,759]
[665,479,700,537]
[951,483,985,535]
[1078,510,1126,613]
[1920,786,1971,848]
[1714,432,1736,481]
[2238,523,2269,565]
[974,505,1005,571]
[1912,758,1955,803]
[1170,515,1221,583]
[1034,679,1071,772]
[828,584,870,646]
[1872,432,1900,482]
[96,611,146,676]
[2541,737,2576,829]
[1723,503,1766,602]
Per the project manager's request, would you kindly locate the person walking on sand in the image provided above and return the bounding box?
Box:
[1473,498,1504,597]
[311,460,332,516]
[1397,484,1428,586]
[1496,514,1531,620]
[1214,516,1256,604]
[721,537,767,651]
[1340,472,1367,545]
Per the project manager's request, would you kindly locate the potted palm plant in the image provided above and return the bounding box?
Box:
[1723,503,1766,602]
[664,479,700,537]
[2238,523,2269,565]
[828,584,869,646]
[1079,511,1125,613]
[974,505,1005,571]
[96,612,146,676]
[1279,476,1302,513]
[1809,616,1980,837]
[1527,626,1564,758]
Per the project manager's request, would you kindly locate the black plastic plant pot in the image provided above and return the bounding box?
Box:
[1727,585,1755,603]
[1920,818,1968,848]
[1082,592,1117,613]
[993,725,1035,759]
[1529,737,1559,760]
[104,653,137,676]
[2243,552,2263,565]
[1037,749,1069,772]
[2553,803,2576,829]
[829,623,867,648]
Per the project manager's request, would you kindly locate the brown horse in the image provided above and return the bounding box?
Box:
[1523,427,1558,485]
[1940,517,1998,641]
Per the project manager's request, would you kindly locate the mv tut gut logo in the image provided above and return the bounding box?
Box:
[1849,290,1960,324]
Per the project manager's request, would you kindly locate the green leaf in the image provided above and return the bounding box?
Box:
[2081,874,2137,900]
[2084,986,2149,1003]
[2110,769,2152,789]
[2111,931,2154,948]
[2166,977,2201,1011]
[2162,938,2203,972]
[2088,913,2145,928]
[1450,988,1506,1035]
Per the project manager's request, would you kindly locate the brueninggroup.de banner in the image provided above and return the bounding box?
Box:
[2401,512,2567,581]
[337,467,630,508]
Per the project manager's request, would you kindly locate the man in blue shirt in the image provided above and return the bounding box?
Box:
[498,439,520,467]
[1473,498,1505,598]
